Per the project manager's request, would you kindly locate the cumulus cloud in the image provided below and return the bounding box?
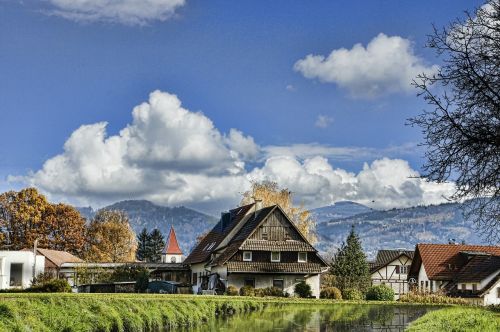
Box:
[249,156,455,210]
[294,33,439,98]
[46,0,185,25]
[315,115,333,128]
[10,90,454,212]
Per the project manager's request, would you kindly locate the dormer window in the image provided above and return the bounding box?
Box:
[271,251,281,262]
[243,251,252,262]
[298,252,307,263]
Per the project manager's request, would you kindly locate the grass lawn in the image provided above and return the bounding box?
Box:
[406,306,500,332]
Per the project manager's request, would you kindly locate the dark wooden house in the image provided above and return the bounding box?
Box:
[184,201,328,297]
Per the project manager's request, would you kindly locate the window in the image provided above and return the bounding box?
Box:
[273,279,284,289]
[396,265,408,274]
[271,251,281,262]
[243,251,252,262]
[472,284,477,291]
[298,252,307,263]
[262,233,268,240]
[496,287,500,298]
[244,279,255,288]
[192,273,198,284]
[461,283,467,290]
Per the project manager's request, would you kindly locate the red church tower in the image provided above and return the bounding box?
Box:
[161,226,184,263]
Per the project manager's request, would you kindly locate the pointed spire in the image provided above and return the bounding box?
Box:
[162,226,183,255]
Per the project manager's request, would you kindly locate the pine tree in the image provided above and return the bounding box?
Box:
[330,225,370,292]
[136,228,151,262]
[148,229,165,263]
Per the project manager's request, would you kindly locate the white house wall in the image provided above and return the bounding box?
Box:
[161,254,183,263]
[482,278,500,306]
[0,251,45,289]
[227,273,321,298]
[371,256,412,299]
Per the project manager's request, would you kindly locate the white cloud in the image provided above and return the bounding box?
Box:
[315,115,333,128]
[46,0,185,25]
[249,156,455,210]
[294,33,439,98]
[285,84,296,92]
[10,90,454,212]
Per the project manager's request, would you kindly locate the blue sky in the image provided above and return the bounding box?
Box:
[0,0,484,213]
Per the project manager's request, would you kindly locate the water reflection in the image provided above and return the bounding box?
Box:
[184,304,435,332]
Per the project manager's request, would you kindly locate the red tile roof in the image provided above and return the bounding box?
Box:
[412,244,500,280]
[163,226,183,255]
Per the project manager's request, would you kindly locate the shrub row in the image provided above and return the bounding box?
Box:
[399,291,469,305]
[226,285,289,297]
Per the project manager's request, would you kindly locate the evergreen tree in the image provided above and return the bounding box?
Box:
[148,229,165,263]
[330,225,370,292]
[136,228,151,262]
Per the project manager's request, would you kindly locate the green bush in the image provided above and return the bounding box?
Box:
[239,285,255,296]
[27,279,71,293]
[294,281,312,298]
[226,286,238,296]
[320,287,342,299]
[134,270,149,293]
[365,285,394,301]
[342,288,364,300]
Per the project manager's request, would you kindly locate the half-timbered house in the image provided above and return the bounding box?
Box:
[369,249,414,299]
[184,201,329,297]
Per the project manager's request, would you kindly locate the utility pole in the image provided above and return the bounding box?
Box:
[32,238,39,280]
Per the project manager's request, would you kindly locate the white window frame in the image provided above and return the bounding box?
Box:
[243,251,252,262]
[298,252,307,263]
[271,251,281,262]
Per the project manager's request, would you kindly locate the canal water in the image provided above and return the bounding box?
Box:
[180,304,436,332]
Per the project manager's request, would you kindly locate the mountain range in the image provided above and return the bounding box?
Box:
[312,201,487,259]
[78,199,490,260]
[77,200,218,254]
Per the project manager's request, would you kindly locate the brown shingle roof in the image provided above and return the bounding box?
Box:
[227,261,323,274]
[412,244,500,280]
[36,248,83,267]
[240,240,315,252]
[455,254,500,283]
[370,249,414,272]
[184,204,254,264]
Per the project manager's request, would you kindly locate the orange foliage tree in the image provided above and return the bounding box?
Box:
[0,188,86,255]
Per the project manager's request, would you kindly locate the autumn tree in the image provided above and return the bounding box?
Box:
[85,210,137,262]
[0,188,86,255]
[241,181,317,244]
[410,1,500,242]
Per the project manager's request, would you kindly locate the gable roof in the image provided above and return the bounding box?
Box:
[185,203,327,269]
[35,248,83,267]
[409,244,500,280]
[184,203,255,264]
[212,205,327,267]
[163,226,183,255]
[370,249,414,273]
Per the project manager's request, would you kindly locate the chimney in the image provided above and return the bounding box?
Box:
[254,198,263,212]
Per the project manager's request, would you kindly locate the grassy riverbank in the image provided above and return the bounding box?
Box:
[0,294,498,331]
[406,306,500,332]
[0,294,266,331]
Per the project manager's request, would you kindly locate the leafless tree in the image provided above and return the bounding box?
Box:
[409,1,500,242]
